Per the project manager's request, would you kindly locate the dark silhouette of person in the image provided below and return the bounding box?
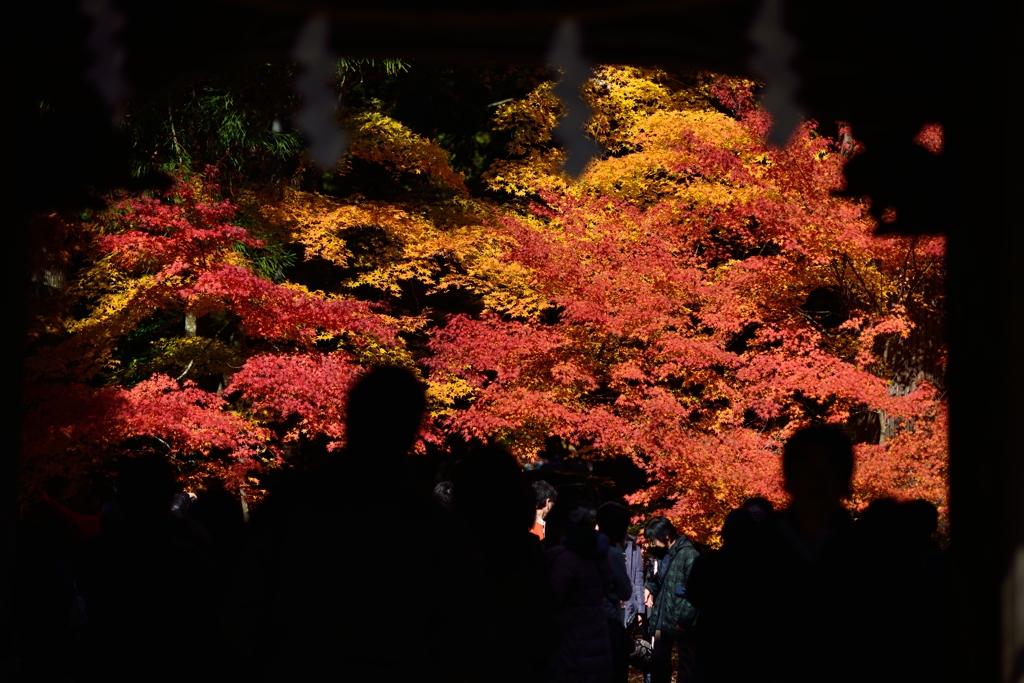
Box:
[686,507,765,683]
[857,497,910,678]
[546,505,616,683]
[73,455,221,680]
[14,493,80,680]
[738,425,864,683]
[643,516,699,683]
[596,501,634,683]
[452,445,557,683]
[227,366,486,682]
[740,496,774,523]
[855,497,950,682]
[900,498,949,679]
[188,480,246,576]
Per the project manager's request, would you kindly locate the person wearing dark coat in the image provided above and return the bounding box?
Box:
[596,502,634,683]
[644,516,699,683]
[735,425,866,683]
[686,507,768,682]
[74,456,223,680]
[547,506,616,683]
[223,367,487,683]
[453,446,558,683]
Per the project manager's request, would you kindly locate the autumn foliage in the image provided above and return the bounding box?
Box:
[23,171,402,493]
[24,67,946,541]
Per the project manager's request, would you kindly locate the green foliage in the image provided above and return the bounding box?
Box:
[337,57,410,86]
[107,311,181,385]
[188,88,303,170]
[231,211,298,283]
[124,64,303,179]
[236,239,297,283]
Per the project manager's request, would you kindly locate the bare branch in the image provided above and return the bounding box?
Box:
[176,359,195,381]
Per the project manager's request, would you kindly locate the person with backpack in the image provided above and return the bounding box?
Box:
[643,516,699,683]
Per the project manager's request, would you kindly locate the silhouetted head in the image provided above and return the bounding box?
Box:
[782,425,854,519]
[861,497,902,524]
[433,481,454,508]
[597,501,630,546]
[532,480,558,518]
[453,446,534,538]
[563,506,604,558]
[860,497,906,550]
[116,455,176,522]
[345,366,426,460]
[721,507,758,549]
[741,496,775,523]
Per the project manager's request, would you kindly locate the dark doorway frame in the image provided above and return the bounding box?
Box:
[6,3,1019,680]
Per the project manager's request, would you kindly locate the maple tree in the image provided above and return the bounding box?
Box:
[427,67,947,541]
[22,169,403,498]
[21,78,525,499]
[23,64,946,544]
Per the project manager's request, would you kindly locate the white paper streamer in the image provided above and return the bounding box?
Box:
[292,14,348,169]
[748,0,802,146]
[80,0,129,126]
[547,18,601,178]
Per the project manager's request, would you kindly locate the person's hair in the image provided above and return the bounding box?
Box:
[721,507,757,547]
[532,480,558,510]
[643,516,677,544]
[564,506,603,558]
[596,501,630,544]
[741,496,775,521]
[433,481,453,507]
[782,425,855,493]
[859,498,904,547]
[345,366,426,456]
[169,492,192,520]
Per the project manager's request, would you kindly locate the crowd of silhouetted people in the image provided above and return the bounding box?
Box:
[14,366,950,682]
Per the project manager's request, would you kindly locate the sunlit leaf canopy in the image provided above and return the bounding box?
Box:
[22,49,948,543]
